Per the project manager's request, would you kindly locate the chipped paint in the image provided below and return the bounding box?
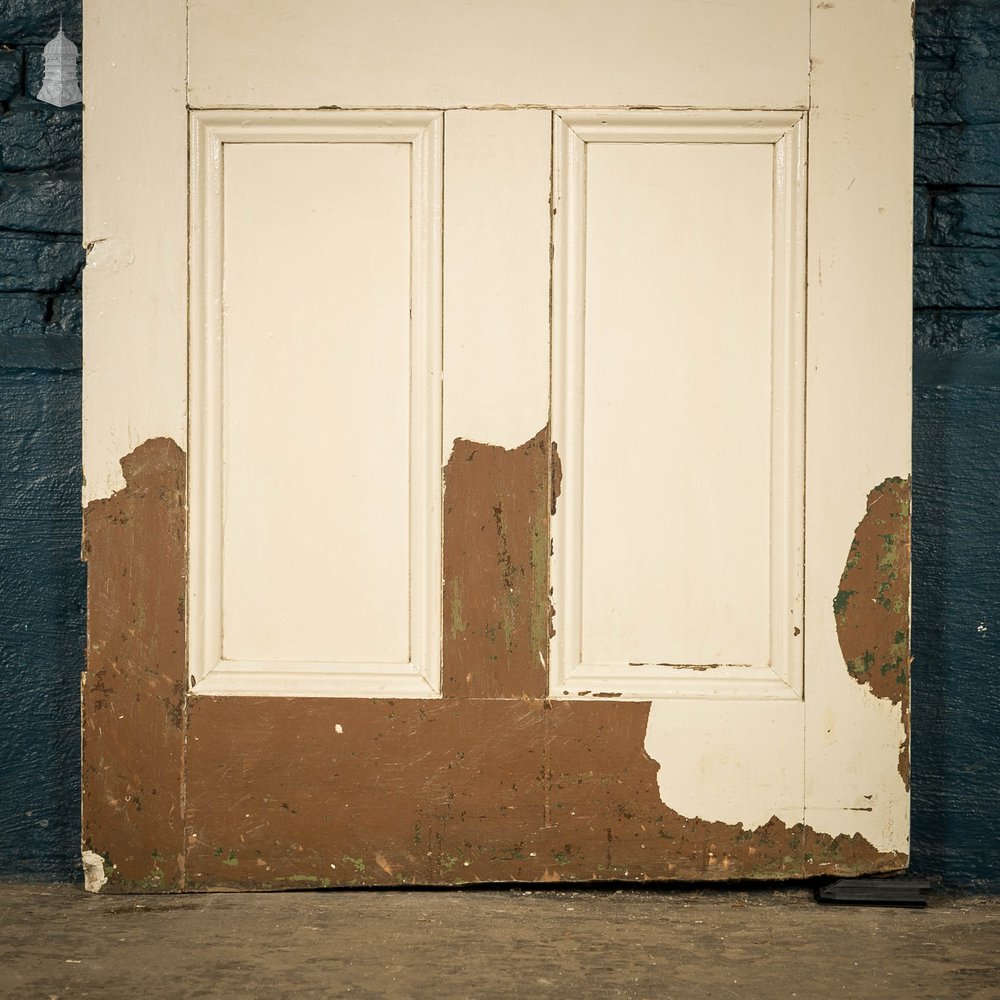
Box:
[834,476,911,788]
[81,849,108,893]
[81,437,187,892]
[642,478,912,851]
[442,431,550,699]
[83,432,905,892]
[183,696,901,888]
[84,236,135,272]
[644,697,807,839]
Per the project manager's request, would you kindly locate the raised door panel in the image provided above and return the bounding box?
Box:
[189,112,443,697]
[551,112,806,700]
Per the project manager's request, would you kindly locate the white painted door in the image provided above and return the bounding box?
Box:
[81,0,913,890]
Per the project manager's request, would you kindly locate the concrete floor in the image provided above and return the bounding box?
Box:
[1,883,998,999]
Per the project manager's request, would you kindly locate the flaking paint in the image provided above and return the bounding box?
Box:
[442,431,550,699]
[833,476,912,788]
[81,437,186,890]
[184,696,902,888]
[82,433,905,891]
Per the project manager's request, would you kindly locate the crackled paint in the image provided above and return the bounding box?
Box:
[834,476,912,788]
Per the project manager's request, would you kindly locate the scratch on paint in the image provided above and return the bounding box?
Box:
[628,662,724,671]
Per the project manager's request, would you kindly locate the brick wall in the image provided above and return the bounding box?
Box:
[911,0,1000,890]
[915,1,1000,376]
[0,0,84,879]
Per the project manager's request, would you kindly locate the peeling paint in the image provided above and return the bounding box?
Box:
[628,662,722,671]
[81,437,187,891]
[81,849,108,893]
[181,430,900,888]
[442,431,550,699]
[84,236,134,272]
[550,441,562,517]
[834,476,911,788]
[183,696,902,888]
[84,433,905,892]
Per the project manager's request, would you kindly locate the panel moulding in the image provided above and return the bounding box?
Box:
[188,110,444,698]
[549,109,807,702]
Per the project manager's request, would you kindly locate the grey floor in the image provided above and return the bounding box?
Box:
[1,883,998,999]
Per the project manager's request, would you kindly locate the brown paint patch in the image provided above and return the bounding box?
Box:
[442,431,549,699]
[84,432,903,892]
[833,477,912,789]
[184,697,901,888]
[81,438,187,891]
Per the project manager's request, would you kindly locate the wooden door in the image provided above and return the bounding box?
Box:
[81,0,913,891]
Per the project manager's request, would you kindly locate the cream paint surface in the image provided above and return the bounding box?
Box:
[550,111,806,701]
[642,0,913,853]
[188,0,810,111]
[220,142,411,665]
[580,141,773,667]
[644,689,907,852]
[803,682,909,851]
[442,110,550,449]
[801,0,913,854]
[644,474,908,851]
[188,112,444,698]
[82,0,187,504]
[644,702,806,833]
[80,849,108,894]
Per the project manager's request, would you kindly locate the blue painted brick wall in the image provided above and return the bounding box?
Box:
[911,0,1000,892]
[0,1,998,889]
[0,0,84,880]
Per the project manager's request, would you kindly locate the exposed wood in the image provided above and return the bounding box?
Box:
[79,433,902,891]
[184,690,901,888]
